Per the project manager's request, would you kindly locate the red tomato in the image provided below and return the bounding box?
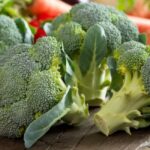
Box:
[29,0,71,19]
[34,28,47,43]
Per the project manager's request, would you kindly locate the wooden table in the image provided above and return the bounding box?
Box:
[0,111,150,150]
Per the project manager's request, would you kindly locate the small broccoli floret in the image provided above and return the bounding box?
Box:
[98,22,122,52]
[118,49,149,74]
[52,13,71,30]
[71,3,111,30]
[26,69,66,114]
[0,53,39,106]
[114,41,148,60]
[112,16,139,43]
[29,36,62,70]
[94,48,150,136]
[0,15,22,46]
[0,43,31,66]
[0,100,33,138]
[54,22,86,57]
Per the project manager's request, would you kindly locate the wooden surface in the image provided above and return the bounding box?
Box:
[0,110,150,150]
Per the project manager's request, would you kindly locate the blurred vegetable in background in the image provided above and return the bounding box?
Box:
[117,0,150,18]
[62,0,89,5]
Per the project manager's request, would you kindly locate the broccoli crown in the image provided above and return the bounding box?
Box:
[52,13,71,30]
[98,22,122,52]
[0,43,31,66]
[71,3,111,30]
[112,16,139,43]
[0,53,39,106]
[118,49,149,74]
[26,69,66,114]
[29,36,62,70]
[142,58,150,95]
[0,15,22,46]
[55,22,86,56]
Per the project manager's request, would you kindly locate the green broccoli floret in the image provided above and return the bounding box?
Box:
[0,43,31,66]
[114,41,148,60]
[29,36,62,70]
[0,53,39,106]
[0,100,33,138]
[94,47,150,136]
[71,3,111,30]
[98,22,122,52]
[0,15,22,46]
[52,13,71,30]
[54,22,86,57]
[112,16,139,43]
[26,69,66,114]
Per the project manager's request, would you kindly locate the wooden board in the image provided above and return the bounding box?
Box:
[0,110,150,150]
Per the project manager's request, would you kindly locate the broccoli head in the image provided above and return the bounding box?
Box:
[98,22,122,52]
[94,45,150,136]
[112,16,139,43]
[0,15,22,46]
[29,36,62,70]
[0,36,89,140]
[54,21,86,57]
[71,3,111,30]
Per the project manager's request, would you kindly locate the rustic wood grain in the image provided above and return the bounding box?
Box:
[0,110,149,150]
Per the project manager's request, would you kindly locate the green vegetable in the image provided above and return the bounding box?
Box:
[71,3,111,30]
[29,36,62,70]
[0,15,22,46]
[63,24,111,105]
[0,36,88,147]
[0,43,31,66]
[54,21,86,57]
[94,46,150,135]
[112,16,139,43]
[49,2,140,106]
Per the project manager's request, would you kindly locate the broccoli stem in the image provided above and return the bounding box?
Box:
[78,63,111,106]
[94,71,150,135]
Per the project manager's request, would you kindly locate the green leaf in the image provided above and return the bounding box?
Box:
[15,18,33,44]
[139,33,147,45]
[79,24,107,75]
[24,86,72,148]
[107,56,123,91]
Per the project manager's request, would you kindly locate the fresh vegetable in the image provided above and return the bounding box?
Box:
[0,15,23,46]
[94,41,150,136]
[50,2,139,105]
[0,35,88,147]
[1,2,150,149]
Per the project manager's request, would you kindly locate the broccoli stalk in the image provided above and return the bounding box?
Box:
[94,71,150,135]
[63,23,112,105]
[94,48,150,135]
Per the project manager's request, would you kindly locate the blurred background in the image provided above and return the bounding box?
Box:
[1,0,150,43]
